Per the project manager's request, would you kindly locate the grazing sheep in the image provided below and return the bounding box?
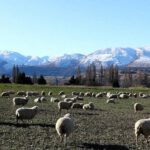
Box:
[139,92,144,97]
[26,91,36,97]
[71,103,84,109]
[51,97,59,102]
[59,91,64,96]
[41,91,45,96]
[83,102,95,110]
[95,93,103,98]
[1,91,10,97]
[92,92,96,97]
[119,93,129,99]
[134,103,144,112]
[17,91,26,96]
[77,96,84,101]
[79,92,84,96]
[61,94,67,99]
[55,113,74,145]
[133,93,137,98]
[48,91,52,96]
[13,96,29,106]
[64,97,77,103]
[135,118,150,145]
[15,106,39,123]
[84,92,92,97]
[72,91,79,96]
[34,96,47,103]
[142,94,149,98]
[106,99,115,104]
[107,92,118,99]
[34,97,41,103]
[28,91,40,96]
[58,101,73,113]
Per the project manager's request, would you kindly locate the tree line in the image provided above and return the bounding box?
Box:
[68,63,150,88]
[0,65,46,85]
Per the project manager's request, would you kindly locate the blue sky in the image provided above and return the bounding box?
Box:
[0,0,150,57]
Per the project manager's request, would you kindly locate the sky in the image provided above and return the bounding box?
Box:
[0,0,150,57]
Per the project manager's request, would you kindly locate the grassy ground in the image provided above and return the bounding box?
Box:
[0,84,150,150]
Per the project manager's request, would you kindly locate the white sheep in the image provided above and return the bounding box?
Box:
[59,91,64,96]
[55,113,74,145]
[51,97,59,102]
[135,118,150,145]
[71,103,84,109]
[1,91,10,97]
[34,97,41,103]
[106,99,116,104]
[34,96,47,103]
[83,102,95,110]
[17,91,26,96]
[119,93,129,99]
[13,96,29,106]
[15,106,39,123]
[134,103,144,113]
[58,101,73,113]
[48,91,52,96]
[41,91,45,96]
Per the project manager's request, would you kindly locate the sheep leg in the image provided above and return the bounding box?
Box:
[60,135,63,143]
[135,135,138,146]
[16,115,19,124]
[64,135,67,146]
[144,135,149,144]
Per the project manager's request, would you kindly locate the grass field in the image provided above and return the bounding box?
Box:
[0,84,150,150]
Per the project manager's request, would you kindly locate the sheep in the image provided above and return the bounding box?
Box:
[72,91,79,96]
[79,92,84,96]
[17,91,26,96]
[48,91,52,96]
[135,118,150,145]
[34,97,41,103]
[1,91,10,97]
[34,96,47,103]
[71,103,84,109]
[15,106,39,123]
[13,96,29,106]
[51,97,59,103]
[55,113,74,145]
[64,97,77,103]
[119,93,129,99]
[84,92,92,97]
[61,94,67,99]
[134,103,144,113]
[41,91,45,96]
[133,93,137,98]
[77,96,84,101]
[58,101,73,113]
[95,93,103,98]
[107,92,118,99]
[26,91,40,97]
[106,98,116,104]
[59,91,64,96]
[83,102,95,110]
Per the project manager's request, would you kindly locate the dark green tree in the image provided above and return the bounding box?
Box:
[37,75,46,84]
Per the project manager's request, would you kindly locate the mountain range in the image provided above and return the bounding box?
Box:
[1,47,150,76]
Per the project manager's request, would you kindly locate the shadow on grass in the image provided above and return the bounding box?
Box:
[74,112,100,116]
[78,143,129,150]
[0,122,55,128]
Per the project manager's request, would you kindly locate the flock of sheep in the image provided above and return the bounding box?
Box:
[1,89,150,146]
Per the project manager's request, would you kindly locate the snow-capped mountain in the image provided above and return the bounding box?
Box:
[0,47,150,75]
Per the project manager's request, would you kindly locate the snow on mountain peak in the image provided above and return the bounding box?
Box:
[0,47,150,70]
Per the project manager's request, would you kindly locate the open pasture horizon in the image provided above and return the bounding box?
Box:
[0,84,150,149]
